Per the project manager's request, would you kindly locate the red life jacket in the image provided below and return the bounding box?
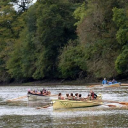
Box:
[91,92,94,98]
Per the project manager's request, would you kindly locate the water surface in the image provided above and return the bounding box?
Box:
[0,85,128,128]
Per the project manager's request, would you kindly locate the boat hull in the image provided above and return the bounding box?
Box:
[27,93,50,101]
[52,99,103,109]
[103,83,121,87]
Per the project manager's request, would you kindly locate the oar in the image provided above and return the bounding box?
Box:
[102,100,128,106]
[87,84,101,88]
[7,95,27,102]
[50,94,58,97]
[36,104,52,109]
[106,104,117,107]
[119,102,128,105]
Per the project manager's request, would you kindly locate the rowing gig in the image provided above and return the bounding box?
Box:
[27,92,51,101]
[52,99,103,109]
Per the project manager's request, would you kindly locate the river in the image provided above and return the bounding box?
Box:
[0,85,128,128]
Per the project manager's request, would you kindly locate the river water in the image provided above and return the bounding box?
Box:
[0,85,128,128]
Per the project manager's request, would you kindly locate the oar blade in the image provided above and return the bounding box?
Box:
[107,104,117,107]
[119,102,128,105]
[7,95,27,102]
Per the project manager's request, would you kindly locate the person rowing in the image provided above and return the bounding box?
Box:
[28,89,51,96]
[88,90,97,100]
[68,93,75,100]
[58,93,64,100]
[75,93,79,100]
[65,94,69,100]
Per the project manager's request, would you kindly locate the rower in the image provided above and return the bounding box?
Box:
[58,93,64,100]
[75,93,79,100]
[69,93,75,100]
[65,94,69,99]
[88,90,97,100]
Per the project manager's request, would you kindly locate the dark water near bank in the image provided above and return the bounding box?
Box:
[0,85,128,128]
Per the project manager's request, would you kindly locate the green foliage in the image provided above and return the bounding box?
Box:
[116,28,128,45]
[115,45,128,73]
[113,8,127,28]
[73,2,87,25]
[59,40,87,79]
[113,6,128,74]
[0,2,25,82]
[75,0,122,78]
[1,0,128,82]
[6,42,23,80]
[20,5,38,79]
[34,0,77,78]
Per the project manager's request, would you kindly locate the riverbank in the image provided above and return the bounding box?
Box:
[0,80,99,86]
[0,79,128,86]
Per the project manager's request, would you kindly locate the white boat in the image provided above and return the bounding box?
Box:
[27,93,51,101]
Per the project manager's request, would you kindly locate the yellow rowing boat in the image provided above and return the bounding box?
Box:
[52,99,103,109]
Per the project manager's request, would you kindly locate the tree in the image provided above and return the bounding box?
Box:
[6,4,36,81]
[0,1,25,82]
[59,40,87,79]
[74,0,123,78]
[32,0,77,79]
[6,0,78,81]
[113,7,128,74]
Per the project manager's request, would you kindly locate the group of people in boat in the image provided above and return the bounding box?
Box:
[28,88,51,96]
[58,90,97,101]
[102,78,118,85]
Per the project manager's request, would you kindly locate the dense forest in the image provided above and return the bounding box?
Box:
[0,0,128,83]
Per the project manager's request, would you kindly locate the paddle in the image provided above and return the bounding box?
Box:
[7,95,27,102]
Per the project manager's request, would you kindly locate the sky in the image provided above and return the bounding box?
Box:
[12,0,37,12]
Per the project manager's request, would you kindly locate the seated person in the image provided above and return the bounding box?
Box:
[42,88,48,95]
[75,93,79,100]
[40,90,43,95]
[112,79,117,84]
[79,94,85,101]
[48,91,51,95]
[65,94,69,100]
[58,93,64,100]
[31,90,36,94]
[88,90,97,100]
[108,80,112,85]
[28,89,31,94]
[102,78,107,84]
[69,93,75,100]
[36,91,41,95]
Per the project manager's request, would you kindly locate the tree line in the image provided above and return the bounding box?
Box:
[0,0,128,83]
